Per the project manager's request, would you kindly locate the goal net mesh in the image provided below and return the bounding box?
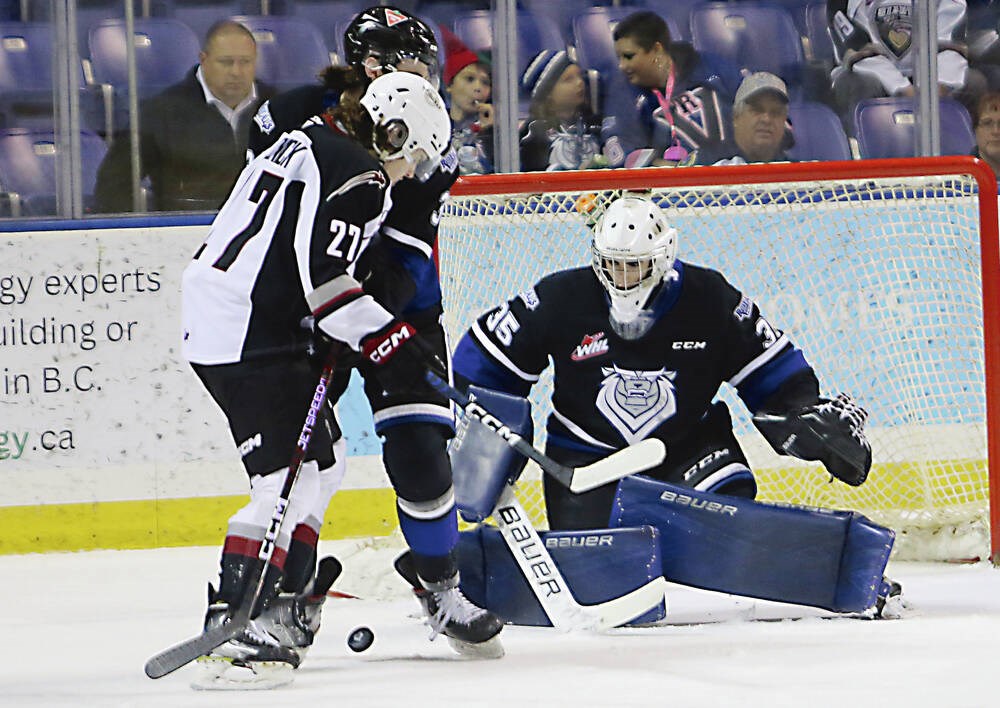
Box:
[437,166,994,561]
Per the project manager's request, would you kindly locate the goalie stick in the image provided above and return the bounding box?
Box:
[144,348,341,680]
[493,485,667,630]
[425,372,666,493]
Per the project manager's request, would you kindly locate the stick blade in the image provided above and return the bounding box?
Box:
[144,621,243,679]
[582,576,669,631]
[569,439,667,493]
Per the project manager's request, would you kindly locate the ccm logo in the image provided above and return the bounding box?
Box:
[367,323,413,363]
[660,489,737,516]
[672,341,706,350]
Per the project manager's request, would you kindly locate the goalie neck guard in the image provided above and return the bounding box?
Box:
[591,196,678,340]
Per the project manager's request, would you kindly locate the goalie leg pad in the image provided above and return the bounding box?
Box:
[457,525,666,626]
[450,386,533,522]
[610,475,894,614]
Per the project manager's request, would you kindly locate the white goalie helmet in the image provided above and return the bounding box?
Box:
[360,71,451,175]
[592,196,678,339]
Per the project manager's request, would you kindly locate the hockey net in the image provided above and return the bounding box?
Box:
[437,158,1000,563]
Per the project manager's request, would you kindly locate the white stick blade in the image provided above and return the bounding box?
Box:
[569,439,667,493]
[581,576,669,631]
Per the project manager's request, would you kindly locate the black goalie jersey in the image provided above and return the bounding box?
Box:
[451,262,817,454]
[182,118,396,365]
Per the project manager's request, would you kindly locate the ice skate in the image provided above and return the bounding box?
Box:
[190,589,300,691]
[395,551,504,659]
[873,576,906,619]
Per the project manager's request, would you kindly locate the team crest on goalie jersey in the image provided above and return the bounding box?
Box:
[596,365,677,444]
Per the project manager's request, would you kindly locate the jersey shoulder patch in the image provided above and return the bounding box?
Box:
[253,101,275,135]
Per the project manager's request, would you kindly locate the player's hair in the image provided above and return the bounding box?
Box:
[202,19,255,52]
[326,94,375,152]
[319,65,367,95]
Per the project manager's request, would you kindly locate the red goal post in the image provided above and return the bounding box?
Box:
[439,157,1000,564]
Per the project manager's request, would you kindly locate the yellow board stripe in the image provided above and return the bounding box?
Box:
[0,488,401,555]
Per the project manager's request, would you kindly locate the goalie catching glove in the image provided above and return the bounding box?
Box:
[360,319,445,397]
[752,393,872,486]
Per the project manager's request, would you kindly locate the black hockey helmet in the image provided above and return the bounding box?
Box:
[343,6,439,83]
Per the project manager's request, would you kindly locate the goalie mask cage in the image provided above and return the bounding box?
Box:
[438,157,1000,564]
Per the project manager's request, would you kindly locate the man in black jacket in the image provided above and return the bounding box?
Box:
[96,20,274,213]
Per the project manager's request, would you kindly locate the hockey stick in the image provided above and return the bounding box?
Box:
[425,372,666,493]
[493,485,667,631]
[145,348,340,680]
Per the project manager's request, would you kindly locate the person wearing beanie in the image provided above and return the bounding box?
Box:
[519,49,608,171]
[602,10,736,168]
[442,27,494,174]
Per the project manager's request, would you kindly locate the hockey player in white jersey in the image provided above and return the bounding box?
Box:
[181,72,502,688]
[452,195,873,529]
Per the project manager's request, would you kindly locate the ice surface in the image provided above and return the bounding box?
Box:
[2,538,999,707]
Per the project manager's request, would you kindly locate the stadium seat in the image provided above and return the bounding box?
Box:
[0,22,107,133]
[853,97,976,159]
[0,128,107,216]
[167,1,254,44]
[451,9,564,77]
[689,1,805,96]
[573,6,682,74]
[88,17,200,91]
[284,0,363,56]
[231,15,330,91]
[22,0,175,51]
[803,1,835,63]
[786,101,851,162]
[642,0,707,41]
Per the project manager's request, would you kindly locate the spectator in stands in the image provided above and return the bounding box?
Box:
[519,49,608,171]
[603,10,732,168]
[95,20,274,213]
[442,28,493,175]
[973,90,1000,178]
[827,0,986,126]
[690,72,794,166]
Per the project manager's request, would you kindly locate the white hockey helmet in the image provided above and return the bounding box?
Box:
[592,196,678,338]
[360,71,451,173]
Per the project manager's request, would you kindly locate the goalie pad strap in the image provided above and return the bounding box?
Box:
[610,475,894,613]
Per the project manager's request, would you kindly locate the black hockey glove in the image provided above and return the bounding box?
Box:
[360,320,445,397]
[752,393,872,486]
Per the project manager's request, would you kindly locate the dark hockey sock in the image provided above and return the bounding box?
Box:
[281,523,319,594]
[218,535,286,616]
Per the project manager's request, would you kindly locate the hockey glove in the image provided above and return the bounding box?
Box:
[360,320,445,397]
[752,393,872,486]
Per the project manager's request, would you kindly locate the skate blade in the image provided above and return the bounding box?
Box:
[446,633,505,660]
[190,655,295,691]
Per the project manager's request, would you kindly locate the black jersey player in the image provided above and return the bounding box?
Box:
[452,195,872,531]
[182,72,502,688]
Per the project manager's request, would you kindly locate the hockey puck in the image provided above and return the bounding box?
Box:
[347,626,375,652]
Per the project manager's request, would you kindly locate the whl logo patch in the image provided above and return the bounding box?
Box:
[571,331,609,361]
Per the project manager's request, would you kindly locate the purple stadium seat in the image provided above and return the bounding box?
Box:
[231,15,330,90]
[0,128,107,216]
[88,17,200,91]
[786,101,851,161]
[853,97,976,159]
[451,9,564,76]
[689,1,805,95]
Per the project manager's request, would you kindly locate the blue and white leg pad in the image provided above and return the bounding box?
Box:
[610,475,894,614]
[451,386,533,522]
[456,525,666,626]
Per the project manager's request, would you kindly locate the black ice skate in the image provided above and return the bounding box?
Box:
[873,576,905,619]
[394,551,504,659]
[191,587,301,691]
